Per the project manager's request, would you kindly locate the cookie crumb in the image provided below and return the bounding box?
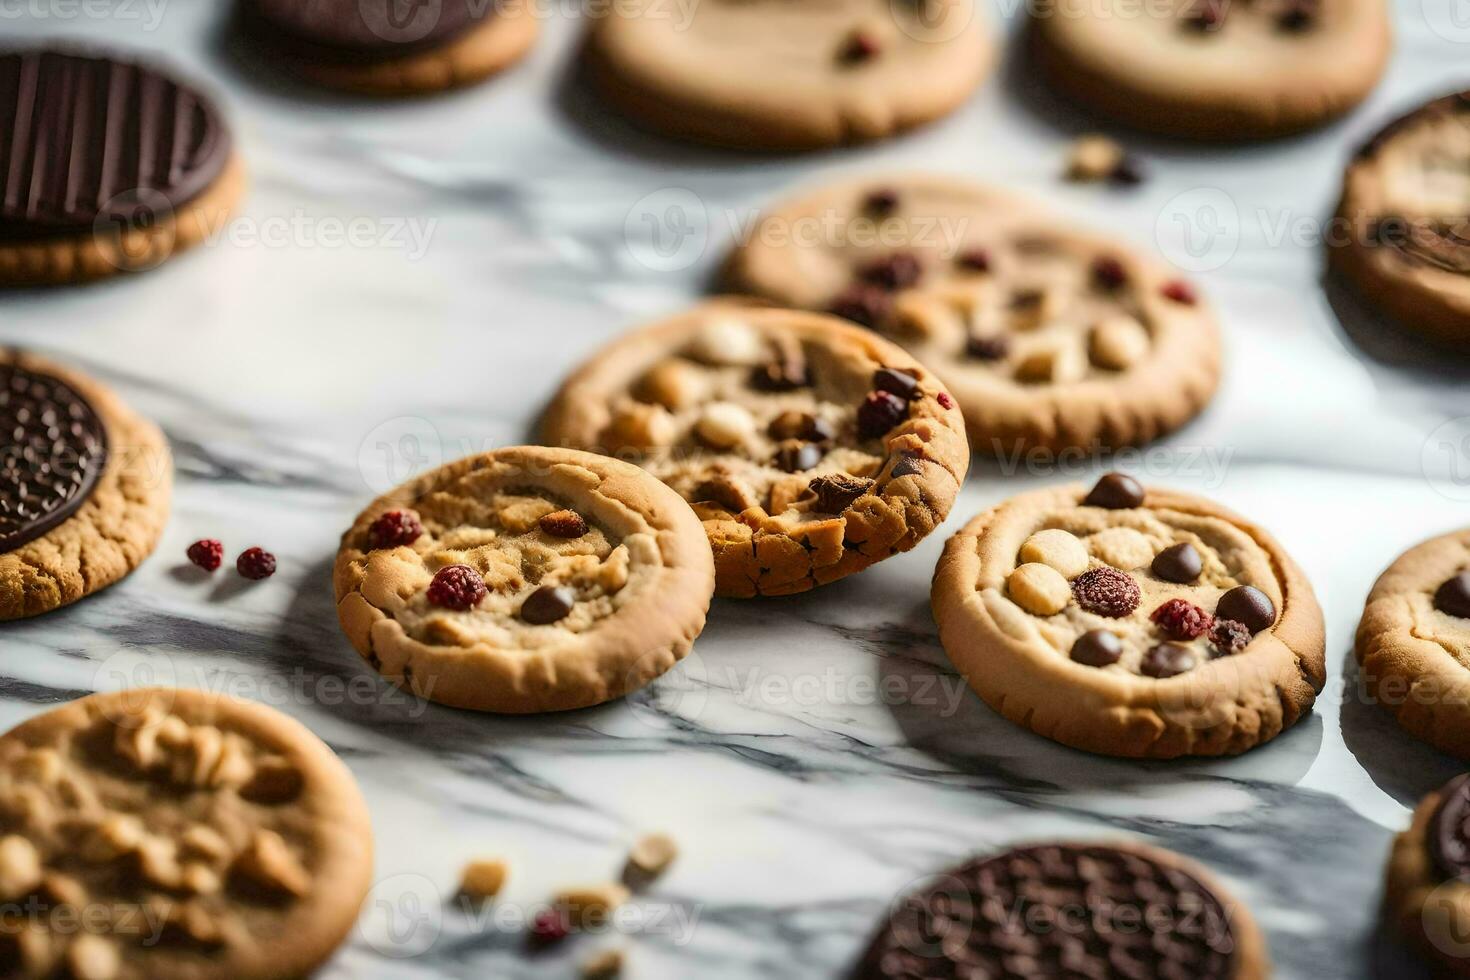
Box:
[1066,134,1124,182]
[582,948,625,979]
[460,858,509,901]
[627,832,678,879]
[555,882,631,929]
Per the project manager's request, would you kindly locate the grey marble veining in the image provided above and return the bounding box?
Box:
[3,1,1470,977]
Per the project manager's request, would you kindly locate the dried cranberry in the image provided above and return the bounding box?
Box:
[530,909,569,942]
[427,564,487,611]
[857,390,908,439]
[937,392,955,409]
[236,547,276,581]
[1161,280,1198,305]
[1091,256,1128,291]
[955,248,991,272]
[1182,0,1224,30]
[368,510,423,550]
[827,284,893,329]
[857,253,923,291]
[839,29,881,64]
[1071,567,1141,618]
[186,539,223,572]
[1209,618,1252,657]
[1150,598,1213,640]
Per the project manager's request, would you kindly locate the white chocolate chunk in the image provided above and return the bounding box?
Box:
[1018,529,1090,579]
[627,832,678,878]
[689,317,766,366]
[460,858,509,900]
[695,402,756,450]
[1089,316,1150,371]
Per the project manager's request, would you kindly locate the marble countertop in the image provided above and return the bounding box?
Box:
[4,1,1470,977]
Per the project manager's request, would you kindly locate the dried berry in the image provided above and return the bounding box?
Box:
[530,909,569,943]
[1071,567,1141,618]
[1181,0,1224,30]
[857,253,923,291]
[955,248,991,272]
[967,334,1011,361]
[863,188,899,217]
[236,547,276,580]
[1161,280,1198,305]
[857,390,908,438]
[839,29,881,64]
[808,474,874,513]
[538,510,589,538]
[827,284,893,329]
[368,510,423,550]
[427,564,487,611]
[1091,256,1128,291]
[937,392,955,409]
[1150,598,1213,640]
[186,539,223,572]
[1209,618,1252,657]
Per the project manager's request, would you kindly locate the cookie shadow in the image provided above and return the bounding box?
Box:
[1321,265,1470,377]
[1338,649,1465,807]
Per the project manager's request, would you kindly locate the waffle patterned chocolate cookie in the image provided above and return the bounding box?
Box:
[540,303,970,597]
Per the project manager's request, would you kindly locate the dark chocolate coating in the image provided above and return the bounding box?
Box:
[856,843,1238,980]
[0,49,230,241]
[244,0,490,56]
[0,361,109,553]
[1432,774,1470,882]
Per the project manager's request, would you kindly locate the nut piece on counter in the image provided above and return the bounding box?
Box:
[555,882,631,928]
[626,832,678,880]
[1066,134,1123,181]
[460,858,510,900]
[582,947,625,979]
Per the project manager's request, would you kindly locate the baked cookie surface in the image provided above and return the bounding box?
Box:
[856,840,1270,980]
[727,176,1220,455]
[1386,774,1470,975]
[0,687,373,980]
[1332,92,1470,346]
[583,0,993,150]
[1355,528,1470,758]
[0,49,243,286]
[1031,0,1390,139]
[239,0,537,95]
[0,351,172,620]
[541,304,970,597]
[931,475,1325,758]
[334,445,715,713]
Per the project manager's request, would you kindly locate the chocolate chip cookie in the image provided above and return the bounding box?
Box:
[0,687,373,979]
[726,176,1220,456]
[857,840,1270,980]
[0,49,244,286]
[583,0,994,150]
[0,351,172,620]
[1385,774,1470,975]
[931,474,1326,758]
[334,446,715,713]
[240,0,537,95]
[1355,528,1470,759]
[1332,92,1470,346]
[540,303,970,597]
[1030,0,1390,140]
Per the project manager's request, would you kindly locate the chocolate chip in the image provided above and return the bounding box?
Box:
[521,585,576,625]
[889,455,924,478]
[839,29,881,64]
[1082,473,1145,509]
[1216,585,1276,634]
[1142,643,1197,678]
[749,344,809,391]
[955,248,991,272]
[1091,257,1128,291]
[808,474,875,513]
[1071,630,1123,667]
[1152,542,1203,584]
[863,188,899,217]
[1110,156,1146,187]
[873,367,920,401]
[1432,775,1470,880]
[1010,288,1045,311]
[857,252,923,292]
[1277,1,1314,31]
[966,334,1011,361]
[1435,573,1470,619]
[775,442,824,473]
[538,510,588,538]
[1181,0,1224,29]
[768,411,832,442]
[857,390,909,439]
[692,477,750,513]
[827,284,893,329]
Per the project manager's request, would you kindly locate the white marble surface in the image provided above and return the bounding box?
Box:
[3,1,1470,977]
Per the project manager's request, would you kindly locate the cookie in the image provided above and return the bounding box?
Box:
[0,351,172,620]
[540,303,970,597]
[930,474,1326,758]
[1030,0,1390,140]
[582,0,994,151]
[1386,774,1470,975]
[1331,92,1470,347]
[857,840,1270,979]
[0,49,244,286]
[334,445,715,713]
[0,686,373,979]
[1355,528,1470,759]
[240,0,537,95]
[726,175,1220,455]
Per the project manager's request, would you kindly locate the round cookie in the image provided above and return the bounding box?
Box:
[540,304,970,597]
[726,175,1220,455]
[0,351,172,620]
[857,840,1270,979]
[583,0,994,150]
[930,474,1325,758]
[0,49,244,286]
[1332,92,1470,347]
[239,0,537,95]
[0,687,373,979]
[334,445,715,713]
[1355,528,1470,759]
[1030,0,1390,140]
[1385,774,1470,975]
